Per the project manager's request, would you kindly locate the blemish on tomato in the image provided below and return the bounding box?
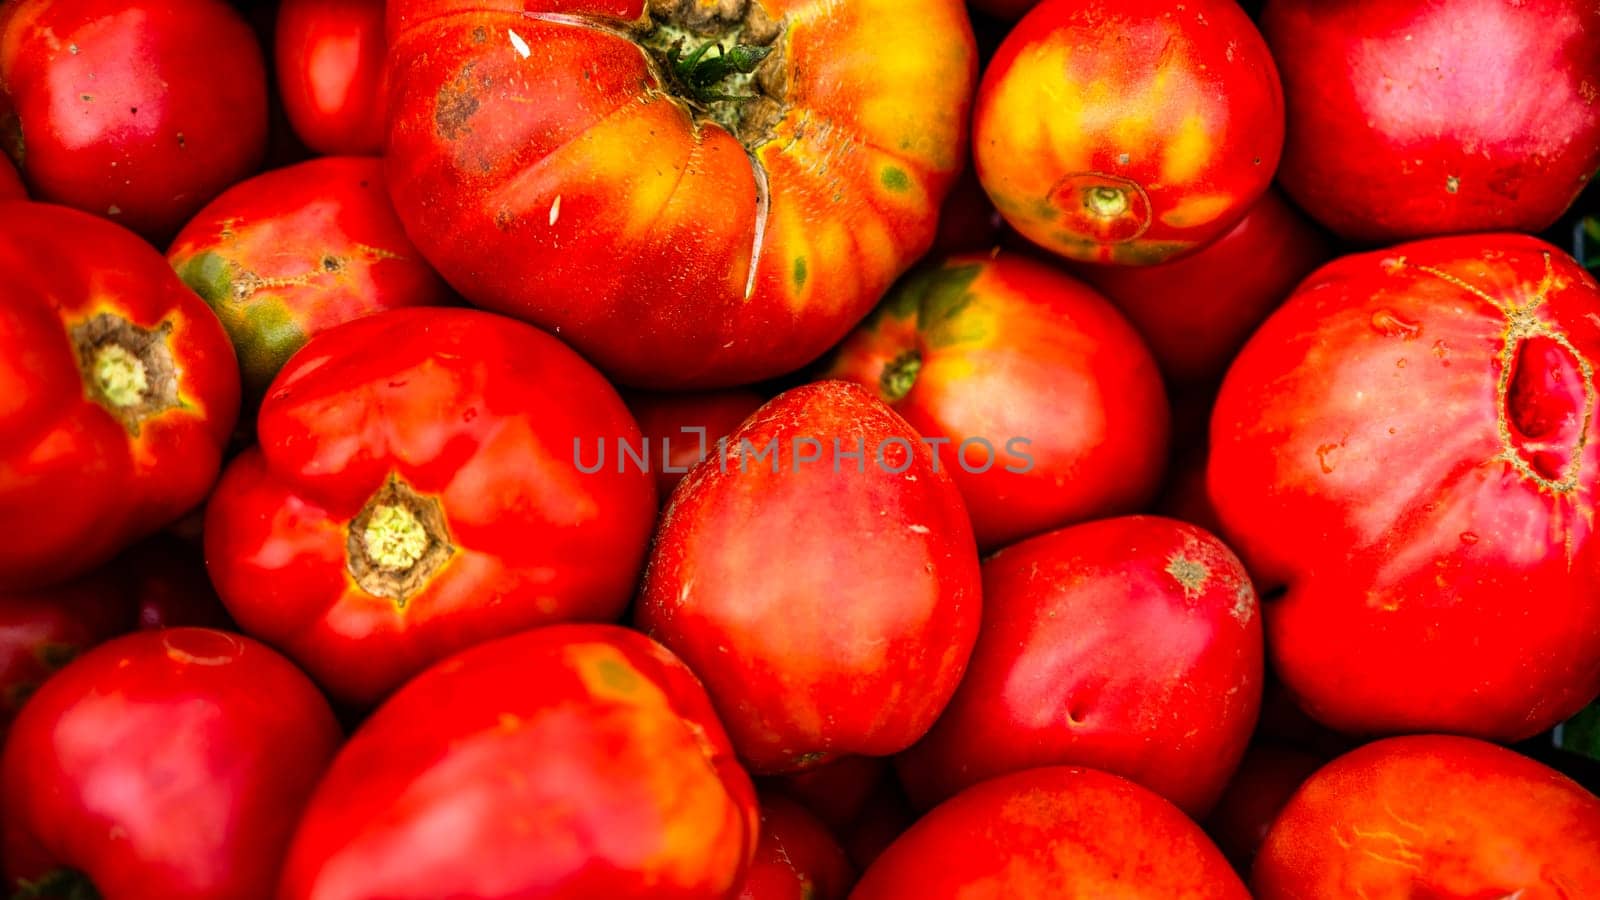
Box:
[881,166,909,192]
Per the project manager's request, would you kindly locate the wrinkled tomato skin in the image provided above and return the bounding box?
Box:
[974,0,1283,265]
[1073,190,1333,384]
[853,767,1249,899]
[636,381,981,774]
[896,516,1263,818]
[823,252,1169,550]
[1209,235,1600,740]
[1262,0,1600,243]
[280,624,759,900]
[624,388,766,500]
[0,156,22,200]
[169,156,450,401]
[384,0,975,388]
[205,307,656,707]
[1254,736,1600,897]
[0,0,268,240]
[1203,744,1325,874]
[275,0,386,156]
[0,203,239,590]
[738,793,855,900]
[1,628,341,900]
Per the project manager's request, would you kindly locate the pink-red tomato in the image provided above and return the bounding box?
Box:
[0,0,268,240]
[738,793,855,900]
[1210,234,1600,740]
[275,0,387,156]
[624,388,766,500]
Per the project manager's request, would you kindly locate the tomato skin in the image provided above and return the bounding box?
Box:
[0,203,240,590]
[205,307,656,706]
[974,0,1283,265]
[738,793,855,900]
[0,0,268,240]
[1262,0,1600,243]
[636,381,981,773]
[275,0,386,156]
[853,767,1249,898]
[383,0,976,388]
[896,516,1262,818]
[0,156,22,200]
[1254,736,1600,897]
[1209,234,1600,740]
[624,389,766,500]
[280,624,759,900]
[1072,190,1334,384]
[1,628,341,900]
[1203,744,1324,874]
[168,156,450,401]
[823,252,1169,550]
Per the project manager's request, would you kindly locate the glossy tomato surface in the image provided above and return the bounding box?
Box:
[275,0,387,155]
[625,388,766,500]
[897,516,1262,817]
[280,624,759,900]
[384,0,976,387]
[1210,234,1600,740]
[169,156,449,401]
[205,307,656,705]
[1,628,341,900]
[1254,736,1600,897]
[0,0,268,239]
[824,252,1169,549]
[1262,0,1600,242]
[636,381,981,773]
[738,793,855,900]
[853,766,1249,899]
[974,0,1283,265]
[0,203,239,590]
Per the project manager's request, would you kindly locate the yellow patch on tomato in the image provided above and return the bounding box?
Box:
[1159,191,1235,229]
[1160,113,1212,186]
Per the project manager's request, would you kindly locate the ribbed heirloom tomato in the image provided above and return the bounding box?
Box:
[0,203,239,590]
[1210,234,1600,740]
[383,0,976,387]
[204,307,656,706]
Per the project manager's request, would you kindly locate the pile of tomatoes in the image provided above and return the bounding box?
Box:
[2,0,1600,896]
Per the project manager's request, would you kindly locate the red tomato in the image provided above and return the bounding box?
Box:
[1262,0,1600,242]
[168,156,450,401]
[1072,189,1334,384]
[823,252,1169,550]
[624,388,767,500]
[1,628,341,900]
[897,516,1263,817]
[0,0,268,240]
[853,767,1249,898]
[0,155,23,200]
[1254,736,1600,897]
[383,0,976,388]
[280,624,759,900]
[1210,234,1600,740]
[1203,744,1325,873]
[766,756,888,834]
[738,793,855,900]
[0,574,128,739]
[974,0,1283,265]
[205,307,657,706]
[275,0,387,156]
[636,381,981,773]
[0,203,239,590]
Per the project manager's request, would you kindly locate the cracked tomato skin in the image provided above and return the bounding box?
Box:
[823,252,1169,550]
[280,624,759,900]
[275,0,387,156]
[383,0,976,388]
[1209,234,1600,740]
[0,202,239,590]
[1262,0,1600,243]
[168,156,450,402]
[1253,736,1600,898]
[896,516,1263,818]
[738,793,855,900]
[0,156,22,200]
[204,307,656,706]
[636,381,982,774]
[1,628,341,900]
[975,0,1283,266]
[0,0,268,240]
[853,767,1250,899]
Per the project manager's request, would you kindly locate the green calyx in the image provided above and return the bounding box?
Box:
[664,40,771,104]
[12,869,100,900]
[880,350,923,404]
